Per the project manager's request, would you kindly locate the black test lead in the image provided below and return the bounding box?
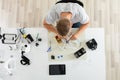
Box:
[0,27,2,39]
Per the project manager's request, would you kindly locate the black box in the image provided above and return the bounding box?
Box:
[49,64,66,75]
[86,38,97,50]
[74,48,86,58]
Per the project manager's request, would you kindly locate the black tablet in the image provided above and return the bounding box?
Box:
[49,64,66,75]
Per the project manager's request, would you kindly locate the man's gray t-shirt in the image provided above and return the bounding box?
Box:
[45,3,89,25]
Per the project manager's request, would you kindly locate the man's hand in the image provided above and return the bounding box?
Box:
[56,34,63,39]
[70,21,90,40]
[70,33,79,40]
[43,19,58,34]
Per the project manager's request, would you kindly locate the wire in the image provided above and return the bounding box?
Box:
[20,51,30,65]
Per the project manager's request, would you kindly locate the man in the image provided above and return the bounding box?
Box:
[43,0,89,40]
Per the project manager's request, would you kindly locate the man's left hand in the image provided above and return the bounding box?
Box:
[70,34,79,40]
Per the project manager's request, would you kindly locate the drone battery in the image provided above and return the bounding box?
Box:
[25,34,34,43]
[74,48,86,58]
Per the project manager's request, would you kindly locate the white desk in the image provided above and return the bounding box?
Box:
[0,28,106,80]
[0,28,48,80]
[48,28,106,80]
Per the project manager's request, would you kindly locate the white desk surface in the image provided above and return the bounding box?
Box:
[0,28,106,80]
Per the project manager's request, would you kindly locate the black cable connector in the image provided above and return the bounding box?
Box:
[20,51,30,65]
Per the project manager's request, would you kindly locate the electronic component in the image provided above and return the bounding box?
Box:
[25,34,34,43]
[20,51,30,65]
[20,44,31,65]
[2,33,17,44]
[35,33,42,47]
[50,55,64,60]
[35,43,39,47]
[21,44,30,53]
[38,38,42,41]
[86,38,97,50]
[51,55,55,59]
[55,36,62,43]
[74,48,86,58]
[57,55,63,59]
[49,64,66,75]
[19,28,34,44]
[65,32,73,43]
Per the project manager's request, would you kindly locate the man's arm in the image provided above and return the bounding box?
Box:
[70,21,90,40]
[43,19,58,34]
